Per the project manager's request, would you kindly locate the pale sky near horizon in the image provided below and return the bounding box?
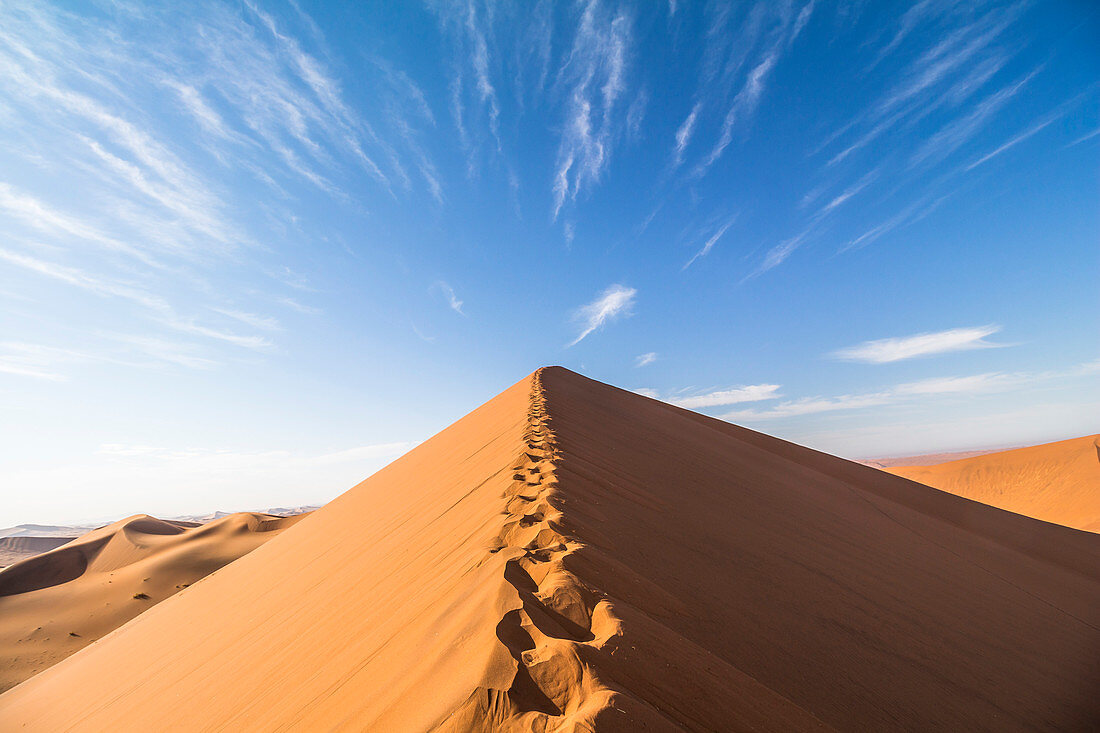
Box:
[0,0,1097,527]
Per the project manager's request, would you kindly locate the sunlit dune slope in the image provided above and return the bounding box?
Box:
[0,367,1097,731]
[887,434,1100,532]
[0,511,306,693]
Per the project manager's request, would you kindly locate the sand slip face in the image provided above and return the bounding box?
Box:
[0,512,306,693]
[1,367,1098,731]
[886,435,1100,532]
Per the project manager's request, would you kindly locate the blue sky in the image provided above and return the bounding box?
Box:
[0,0,1097,526]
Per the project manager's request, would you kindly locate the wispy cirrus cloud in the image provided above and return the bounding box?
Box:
[635,352,657,367]
[751,167,877,276]
[434,281,465,315]
[210,308,282,332]
[0,247,272,352]
[0,342,75,381]
[749,227,813,279]
[689,1,815,180]
[0,248,169,313]
[725,391,892,420]
[683,215,737,270]
[839,191,948,254]
[0,0,456,377]
[830,325,1006,363]
[0,334,222,381]
[671,102,701,168]
[429,0,503,176]
[670,383,782,409]
[758,5,1041,278]
[965,90,1091,171]
[567,284,636,347]
[909,69,1038,170]
[723,360,1100,421]
[551,2,633,220]
[757,1,1050,277]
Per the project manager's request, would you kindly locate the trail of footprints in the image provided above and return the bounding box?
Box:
[487,370,617,728]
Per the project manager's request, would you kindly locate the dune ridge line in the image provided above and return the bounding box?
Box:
[443,368,623,728]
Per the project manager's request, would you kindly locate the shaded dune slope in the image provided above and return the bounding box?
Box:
[887,434,1100,532]
[0,512,305,693]
[0,537,75,571]
[1,368,1098,731]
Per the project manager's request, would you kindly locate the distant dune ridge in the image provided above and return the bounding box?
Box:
[886,434,1100,532]
[0,537,75,570]
[0,367,1097,730]
[858,447,1008,468]
[0,512,306,693]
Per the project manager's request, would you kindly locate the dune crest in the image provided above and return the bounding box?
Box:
[887,434,1100,532]
[0,368,1097,730]
[0,511,306,693]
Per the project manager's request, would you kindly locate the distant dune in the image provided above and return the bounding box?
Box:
[886,434,1100,532]
[858,447,1010,468]
[0,524,91,540]
[0,537,76,570]
[0,511,307,693]
[0,368,1097,730]
[0,506,320,569]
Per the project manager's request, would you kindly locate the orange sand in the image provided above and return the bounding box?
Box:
[0,368,1097,730]
[887,434,1100,532]
[0,512,306,693]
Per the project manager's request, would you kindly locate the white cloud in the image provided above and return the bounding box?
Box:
[0,335,219,380]
[0,182,161,267]
[839,193,947,254]
[965,91,1086,171]
[551,3,633,220]
[435,281,465,315]
[100,333,219,370]
[1066,127,1100,148]
[831,325,1004,363]
[0,247,169,312]
[751,228,811,278]
[909,69,1038,169]
[163,318,273,351]
[635,352,657,367]
[568,284,636,347]
[0,342,76,381]
[724,392,892,420]
[211,308,282,332]
[672,102,701,167]
[893,372,1020,395]
[671,384,782,409]
[695,51,778,177]
[279,297,322,315]
[722,359,1100,422]
[683,215,736,270]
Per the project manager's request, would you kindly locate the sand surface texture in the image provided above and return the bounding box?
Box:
[888,434,1100,532]
[0,512,305,693]
[1,368,1097,731]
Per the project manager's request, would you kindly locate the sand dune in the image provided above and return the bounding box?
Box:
[0,537,75,570]
[1,368,1097,730]
[858,446,1009,468]
[0,524,91,539]
[0,511,306,693]
[887,434,1100,532]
